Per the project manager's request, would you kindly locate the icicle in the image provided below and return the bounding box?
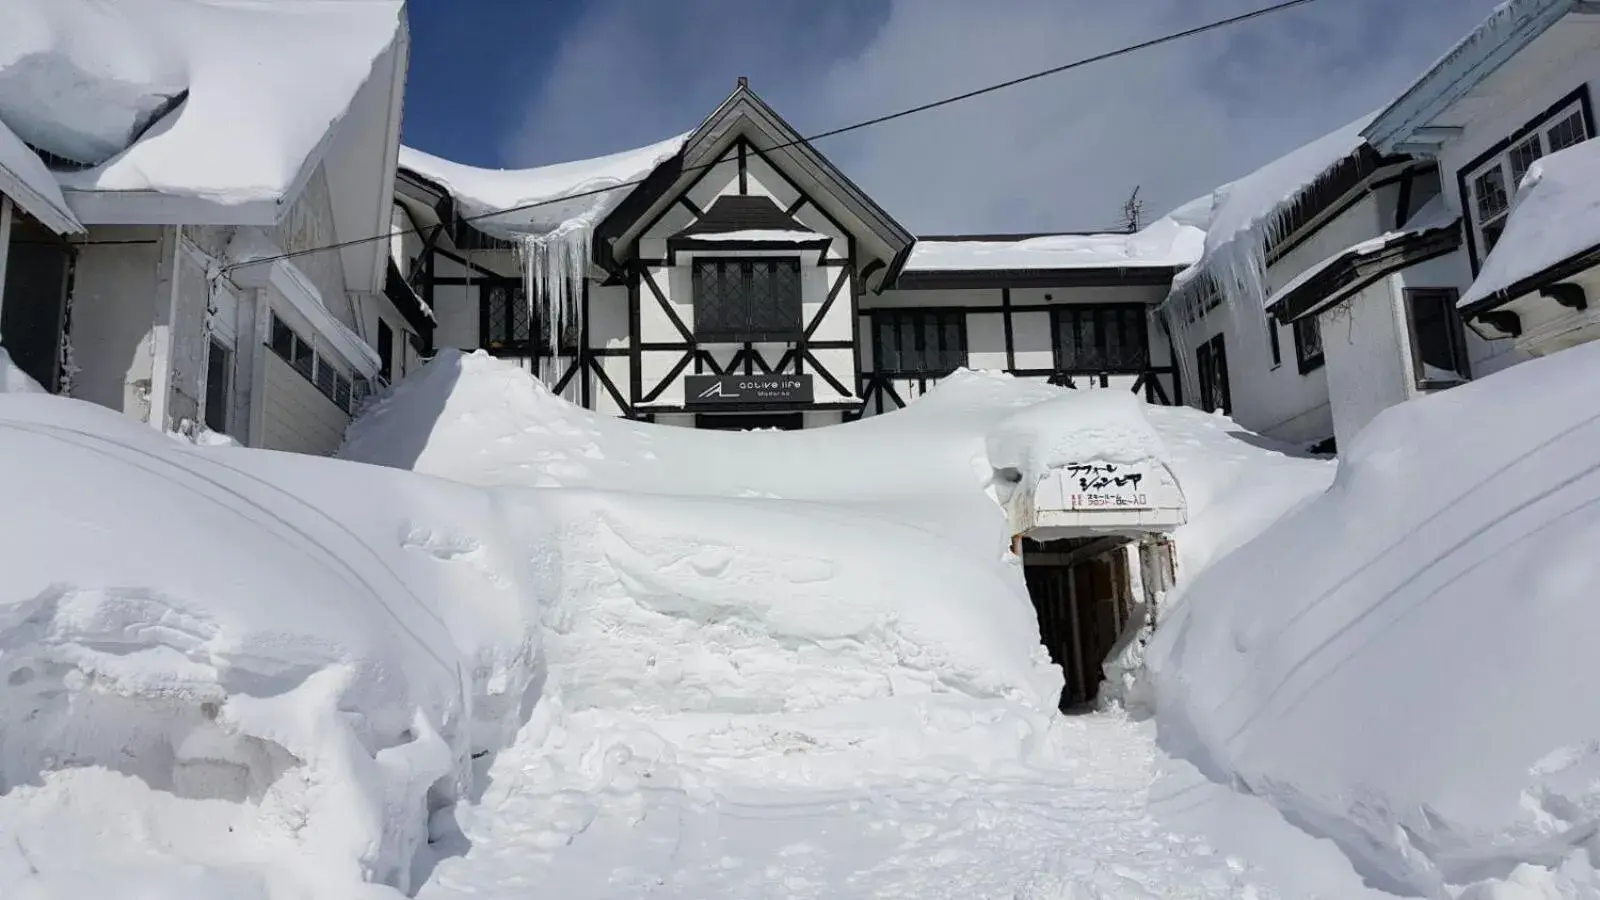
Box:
[516,221,589,383]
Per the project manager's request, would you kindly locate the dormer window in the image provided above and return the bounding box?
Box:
[692,257,802,342]
[1464,95,1592,260]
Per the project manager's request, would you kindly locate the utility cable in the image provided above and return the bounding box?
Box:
[218,0,1325,273]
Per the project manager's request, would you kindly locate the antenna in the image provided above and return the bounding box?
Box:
[1121,186,1146,233]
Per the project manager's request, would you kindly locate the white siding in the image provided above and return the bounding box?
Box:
[259,351,351,455]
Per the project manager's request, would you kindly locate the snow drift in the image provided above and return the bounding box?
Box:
[0,395,542,898]
[1148,339,1600,896]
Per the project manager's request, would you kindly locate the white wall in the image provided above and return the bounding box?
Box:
[258,351,351,455]
[275,163,355,331]
[68,225,165,419]
[1320,276,1412,450]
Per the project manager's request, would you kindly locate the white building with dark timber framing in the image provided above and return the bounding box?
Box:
[395,80,1201,431]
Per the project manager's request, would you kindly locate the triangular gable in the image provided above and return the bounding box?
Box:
[594,83,913,288]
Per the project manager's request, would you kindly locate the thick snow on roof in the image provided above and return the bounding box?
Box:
[0,118,80,234]
[1148,337,1600,896]
[1171,112,1377,295]
[398,133,688,238]
[906,215,1204,272]
[1263,194,1460,311]
[0,0,403,208]
[987,390,1168,490]
[1459,135,1600,309]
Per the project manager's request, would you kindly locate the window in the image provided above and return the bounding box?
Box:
[872,309,966,375]
[1293,315,1324,373]
[377,319,393,383]
[1405,288,1470,389]
[482,282,532,352]
[1465,96,1592,259]
[204,338,232,435]
[1195,333,1230,415]
[481,282,578,355]
[693,258,803,342]
[266,312,360,415]
[1053,305,1149,372]
[1266,319,1282,368]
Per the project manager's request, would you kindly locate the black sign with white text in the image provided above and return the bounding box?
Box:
[684,374,814,406]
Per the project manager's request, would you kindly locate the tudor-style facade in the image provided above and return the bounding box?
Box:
[397,82,1194,429]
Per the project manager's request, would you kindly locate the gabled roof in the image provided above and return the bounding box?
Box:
[1363,0,1593,155]
[673,195,807,237]
[0,119,81,235]
[594,83,914,280]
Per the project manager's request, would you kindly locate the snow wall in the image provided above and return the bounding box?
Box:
[1147,338,1600,896]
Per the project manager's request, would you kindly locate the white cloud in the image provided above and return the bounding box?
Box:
[506,0,1502,233]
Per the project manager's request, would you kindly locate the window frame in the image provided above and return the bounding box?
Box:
[265,311,361,415]
[479,280,581,356]
[203,337,233,435]
[1461,89,1593,269]
[1050,303,1151,374]
[691,256,805,343]
[871,308,968,376]
[1195,332,1230,415]
[1266,318,1282,369]
[1403,287,1472,391]
[377,318,394,383]
[1293,314,1325,374]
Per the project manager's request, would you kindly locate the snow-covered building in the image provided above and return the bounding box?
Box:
[1365,0,1600,360]
[396,81,1201,432]
[0,0,430,453]
[1163,0,1600,453]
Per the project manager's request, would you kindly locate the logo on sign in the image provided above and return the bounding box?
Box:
[684,374,814,405]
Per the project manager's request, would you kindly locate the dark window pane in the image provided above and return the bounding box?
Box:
[941,313,965,371]
[377,319,393,382]
[1473,166,1509,222]
[315,357,336,397]
[1509,135,1542,185]
[693,258,802,340]
[334,373,352,412]
[1408,289,1467,383]
[292,335,314,378]
[1295,316,1323,366]
[204,339,231,434]
[270,314,294,360]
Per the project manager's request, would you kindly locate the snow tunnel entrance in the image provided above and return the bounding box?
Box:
[1022,535,1171,710]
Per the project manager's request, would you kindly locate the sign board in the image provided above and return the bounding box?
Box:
[684,374,814,406]
[1064,461,1155,510]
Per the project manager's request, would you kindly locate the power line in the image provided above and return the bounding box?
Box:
[221,0,1324,273]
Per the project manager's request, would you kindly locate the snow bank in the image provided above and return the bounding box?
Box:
[1147,339,1600,895]
[397,134,687,239]
[907,215,1204,272]
[0,348,46,394]
[1460,135,1600,309]
[0,394,542,898]
[1,0,404,206]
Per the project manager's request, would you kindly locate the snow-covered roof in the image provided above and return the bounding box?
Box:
[1265,195,1461,313]
[1459,136,1600,310]
[0,0,405,224]
[398,133,688,239]
[1170,112,1377,297]
[1364,0,1582,155]
[0,118,80,234]
[905,215,1204,273]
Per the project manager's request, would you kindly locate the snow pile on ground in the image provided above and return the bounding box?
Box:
[0,0,403,204]
[1147,339,1600,897]
[1460,134,1600,309]
[338,351,1339,897]
[0,394,542,898]
[906,215,1204,272]
[0,348,46,395]
[398,134,687,238]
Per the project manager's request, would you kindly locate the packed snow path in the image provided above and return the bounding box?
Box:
[418,712,1279,899]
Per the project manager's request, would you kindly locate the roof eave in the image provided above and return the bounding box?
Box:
[890,264,1186,291]
[1461,239,1600,318]
[1363,0,1577,155]
[1273,224,1464,323]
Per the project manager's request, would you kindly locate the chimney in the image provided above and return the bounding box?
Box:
[737,76,749,89]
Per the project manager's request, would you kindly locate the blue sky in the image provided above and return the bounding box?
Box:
[401,0,1502,234]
